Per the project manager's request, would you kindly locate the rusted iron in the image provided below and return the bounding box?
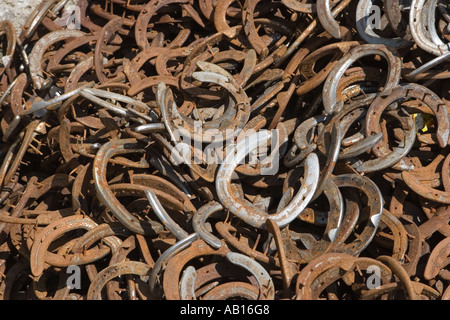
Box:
[0,0,448,301]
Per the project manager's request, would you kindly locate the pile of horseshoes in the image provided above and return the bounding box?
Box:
[0,0,449,300]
